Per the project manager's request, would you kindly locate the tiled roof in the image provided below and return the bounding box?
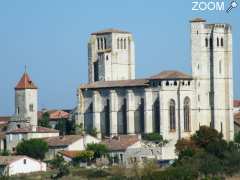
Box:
[0,156,26,165]
[15,72,37,90]
[91,28,130,35]
[43,135,83,148]
[149,70,192,80]
[80,79,149,89]
[0,156,43,165]
[38,110,69,120]
[0,116,10,125]
[234,100,240,107]
[7,126,59,134]
[59,150,82,159]
[103,135,139,151]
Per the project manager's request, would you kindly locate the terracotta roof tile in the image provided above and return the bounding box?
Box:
[15,72,37,90]
[43,135,83,148]
[49,110,69,120]
[103,135,139,151]
[234,100,240,107]
[150,70,192,80]
[0,116,10,125]
[91,28,130,35]
[7,126,58,134]
[59,150,82,159]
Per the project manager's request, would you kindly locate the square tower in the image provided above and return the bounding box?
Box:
[88,28,135,82]
[190,18,234,140]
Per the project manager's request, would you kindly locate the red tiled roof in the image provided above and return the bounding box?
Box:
[7,126,58,134]
[59,150,82,159]
[234,100,240,107]
[43,135,83,148]
[49,110,69,120]
[150,70,192,80]
[0,116,10,125]
[103,135,139,151]
[15,72,37,90]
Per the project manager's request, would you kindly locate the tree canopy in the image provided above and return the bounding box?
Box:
[16,139,48,160]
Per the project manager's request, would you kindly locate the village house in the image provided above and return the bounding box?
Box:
[43,134,100,160]
[0,155,46,176]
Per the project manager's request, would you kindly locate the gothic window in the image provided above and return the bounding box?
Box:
[94,61,99,81]
[105,99,110,136]
[124,39,126,49]
[219,60,222,74]
[29,104,34,112]
[184,97,191,132]
[221,37,224,47]
[217,37,219,47]
[140,98,145,133]
[205,38,208,47]
[169,99,176,131]
[122,98,127,134]
[154,99,160,133]
[166,81,169,86]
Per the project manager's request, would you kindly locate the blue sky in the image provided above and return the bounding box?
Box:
[0,0,239,115]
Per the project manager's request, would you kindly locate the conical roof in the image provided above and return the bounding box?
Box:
[15,72,37,90]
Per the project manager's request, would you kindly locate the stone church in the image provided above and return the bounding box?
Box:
[76,18,234,159]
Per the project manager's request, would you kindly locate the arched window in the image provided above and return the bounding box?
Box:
[205,38,208,47]
[221,37,224,47]
[154,99,160,133]
[104,38,107,49]
[124,39,126,49]
[217,37,219,47]
[169,99,176,131]
[122,98,127,134]
[184,97,191,132]
[219,60,222,74]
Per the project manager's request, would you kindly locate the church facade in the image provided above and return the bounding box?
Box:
[76,18,234,159]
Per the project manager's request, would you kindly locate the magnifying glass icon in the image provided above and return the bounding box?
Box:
[226,1,238,13]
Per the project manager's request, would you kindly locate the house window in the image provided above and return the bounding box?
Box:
[23,159,27,164]
[29,104,34,112]
[169,99,176,131]
[184,97,191,132]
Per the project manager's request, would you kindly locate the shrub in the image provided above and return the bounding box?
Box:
[16,139,48,160]
[87,143,108,159]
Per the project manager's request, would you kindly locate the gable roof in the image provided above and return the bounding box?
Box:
[149,70,192,80]
[43,135,84,148]
[0,155,44,165]
[103,135,139,151]
[15,72,37,90]
[59,150,82,159]
[91,28,130,35]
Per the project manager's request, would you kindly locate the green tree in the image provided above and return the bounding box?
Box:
[73,150,94,163]
[16,139,48,160]
[38,112,51,128]
[234,131,240,143]
[87,143,108,159]
[89,128,98,137]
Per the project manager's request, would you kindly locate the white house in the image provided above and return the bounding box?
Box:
[43,134,100,160]
[103,135,162,167]
[0,155,46,176]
